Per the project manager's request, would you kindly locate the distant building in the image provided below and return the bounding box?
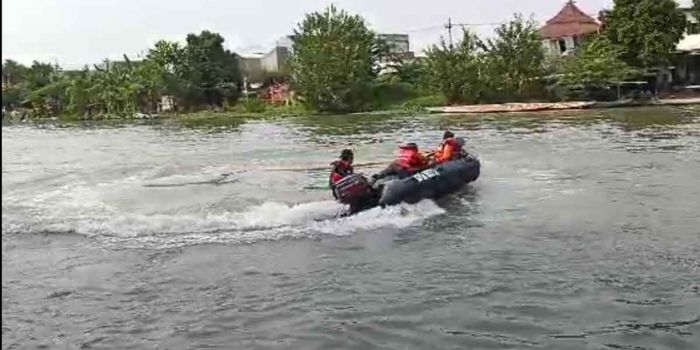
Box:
[240,33,414,80]
[261,46,290,75]
[377,33,414,75]
[681,6,700,35]
[540,1,600,56]
[676,34,700,53]
[378,34,411,56]
[276,35,295,51]
[237,52,265,83]
[237,36,296,83]
[674,8,700,87]
[160,95,174,112]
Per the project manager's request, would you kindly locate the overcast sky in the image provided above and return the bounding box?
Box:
[2,0,692,68]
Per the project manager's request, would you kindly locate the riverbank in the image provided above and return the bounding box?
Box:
[1,103,310,125]
[426,97,700,114]
[4,97,700,126]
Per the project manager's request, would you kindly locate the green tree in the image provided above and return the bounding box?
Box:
[2,60,27,85]
[3,31,247,117]
[604,0,686,68]
[379,57,427,88]
[133,60,168,113]
[2,60,29,109]
[2,84,25,109]
[557,37,636,98]
[481,14,545,101]
[181,31,241,108]
[65,68,93,115]
[89,58,143,115]
[146,40,186,98]
[27,78,70,115]
[423,29,485,104]
[147,40,184,70]
[290,5,379,112]
[24,61,60,91]
[21,61,63,114]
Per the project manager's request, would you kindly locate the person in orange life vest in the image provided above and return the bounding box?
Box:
[329,149,354,198]
[371,143,428,181]
[434,130,463,164]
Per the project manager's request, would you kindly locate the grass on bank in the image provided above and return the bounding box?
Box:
[175,93,446,126]
[2,81,461,125]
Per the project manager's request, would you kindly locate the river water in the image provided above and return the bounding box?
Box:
[2,107,700,350]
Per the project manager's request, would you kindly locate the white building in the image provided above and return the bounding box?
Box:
[261,46,290,75]
[236,52,265,83]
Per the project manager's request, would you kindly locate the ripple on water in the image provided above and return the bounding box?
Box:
[2,110,700,349]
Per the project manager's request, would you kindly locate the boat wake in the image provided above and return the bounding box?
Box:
[2,160,448,248]
[2,195,444,248]
[141,172,239,187]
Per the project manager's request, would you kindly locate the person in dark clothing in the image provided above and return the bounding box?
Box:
[329,149,354,198]
[371,143,428,181]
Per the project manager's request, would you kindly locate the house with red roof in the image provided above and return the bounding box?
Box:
[540,1,600,56]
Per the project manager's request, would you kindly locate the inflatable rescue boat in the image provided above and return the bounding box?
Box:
[333,153,481,216]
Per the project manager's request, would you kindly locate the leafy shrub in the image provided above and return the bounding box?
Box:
[241,98,267,113]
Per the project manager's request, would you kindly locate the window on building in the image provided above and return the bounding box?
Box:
[558,39,567,54]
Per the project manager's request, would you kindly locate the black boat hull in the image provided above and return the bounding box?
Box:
[342,155,481,216]
[378,155,480,206]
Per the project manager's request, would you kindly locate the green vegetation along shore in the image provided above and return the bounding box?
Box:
[2,0,699,121]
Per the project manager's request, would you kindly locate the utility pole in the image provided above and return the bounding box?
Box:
[445,17,453,51]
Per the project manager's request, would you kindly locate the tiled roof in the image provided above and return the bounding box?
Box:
[540,1,600,39]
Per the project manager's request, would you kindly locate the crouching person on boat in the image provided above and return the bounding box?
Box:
[330,149,379,216]
[329,149,354,199]
[371,143,428,182]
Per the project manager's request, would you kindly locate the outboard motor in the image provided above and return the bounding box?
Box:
[333,174,374,205]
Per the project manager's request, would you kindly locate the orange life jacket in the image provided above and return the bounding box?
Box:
[436,137,461,163]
